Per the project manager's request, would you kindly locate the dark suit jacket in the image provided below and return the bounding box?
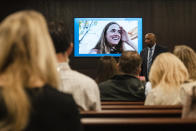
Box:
[140,44,168,81]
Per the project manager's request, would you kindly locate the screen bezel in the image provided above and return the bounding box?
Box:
[74,18,142,57]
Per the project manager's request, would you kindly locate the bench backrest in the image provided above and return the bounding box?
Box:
[82,118,196,131]
[80,110,182,118]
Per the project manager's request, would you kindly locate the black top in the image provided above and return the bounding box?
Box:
[140,44,168,81]
[0,85,83,131]
[99,74,145,101]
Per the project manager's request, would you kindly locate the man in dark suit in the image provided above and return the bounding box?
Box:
[140,33,168,81]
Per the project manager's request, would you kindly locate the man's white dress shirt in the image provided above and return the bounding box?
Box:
[57,62,101,111]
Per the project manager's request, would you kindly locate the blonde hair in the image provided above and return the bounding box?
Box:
[173,45,196,80]
[0,10,59,130]
[149,53,189,89]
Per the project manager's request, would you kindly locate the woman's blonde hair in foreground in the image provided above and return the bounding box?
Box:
[173,45,196,80]
[149,52,189,89]
[0,10,59,130]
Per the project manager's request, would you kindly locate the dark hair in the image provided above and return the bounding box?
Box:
[49,21,72,53]
[119,51,142,74]
[96,56,118,83]
[94,22,123,54]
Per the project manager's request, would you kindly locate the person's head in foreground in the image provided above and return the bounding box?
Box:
[145,53,189,105]
[0,10,59,130]
[49,21,73,62]
[118,51,142,76]
[149,52,188,89]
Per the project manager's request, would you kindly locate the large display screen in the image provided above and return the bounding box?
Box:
[74,18,142,57]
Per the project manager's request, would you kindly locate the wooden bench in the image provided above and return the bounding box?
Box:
[101,101,144,105]
[82,118,196,131]
[80,110,181,118]
[101,105,182,110]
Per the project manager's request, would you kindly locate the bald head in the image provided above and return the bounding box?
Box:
[144,33,156,47]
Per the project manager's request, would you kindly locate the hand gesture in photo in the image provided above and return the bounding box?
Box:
[120,26,137,51]
[128,27,138,40]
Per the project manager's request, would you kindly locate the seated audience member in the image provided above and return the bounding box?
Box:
[145,53,189,105]
[95,56,118,84]
[0,10,82,131]
[173,45,196,80]
[99,51,145,101]
[49,21,101,111]
[173,45,196,107]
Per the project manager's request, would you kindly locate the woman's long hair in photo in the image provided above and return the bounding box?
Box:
[94,22,123,54]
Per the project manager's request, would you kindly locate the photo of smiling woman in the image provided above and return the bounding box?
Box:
[89,22,137,54]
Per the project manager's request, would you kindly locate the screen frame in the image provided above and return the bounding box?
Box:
[74,18,142,57]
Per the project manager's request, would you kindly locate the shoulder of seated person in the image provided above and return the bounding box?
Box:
[180,80,196,95]
[181,80,196,88]
[71,70,98,85]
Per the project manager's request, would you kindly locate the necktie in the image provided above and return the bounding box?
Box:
[147,48,153,76]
